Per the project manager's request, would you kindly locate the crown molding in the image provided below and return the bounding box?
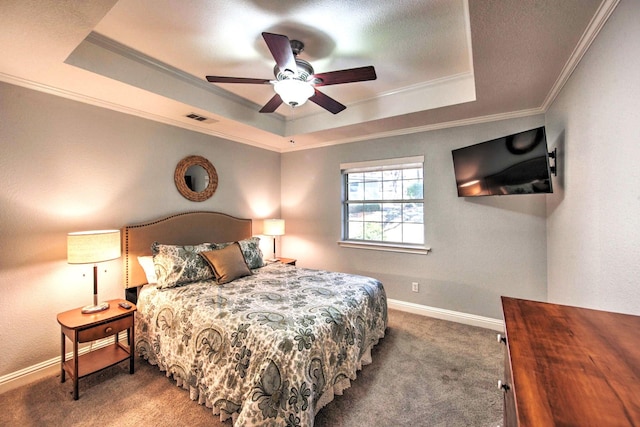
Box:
[0,72,277,152]
[84,32,268,113]
[541,0,620,110]
[0,70,542,153]
[282,107,545,152]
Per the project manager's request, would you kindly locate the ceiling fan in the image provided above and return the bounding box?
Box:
[206,32,377,114]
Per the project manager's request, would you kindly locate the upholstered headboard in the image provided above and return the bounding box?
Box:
[121,211,252,289]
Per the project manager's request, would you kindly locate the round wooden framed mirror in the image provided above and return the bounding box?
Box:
[174,155,218,202]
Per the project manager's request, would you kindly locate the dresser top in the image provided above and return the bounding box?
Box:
[502,296,640,426]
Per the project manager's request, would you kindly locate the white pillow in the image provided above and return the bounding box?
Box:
[137,256,157,284]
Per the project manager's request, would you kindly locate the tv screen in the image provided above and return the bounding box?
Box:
[451,126,553,197]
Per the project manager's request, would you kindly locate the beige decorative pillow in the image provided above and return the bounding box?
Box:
[200,243,252,284]
[215,237,264,269]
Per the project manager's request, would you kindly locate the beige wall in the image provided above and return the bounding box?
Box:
[2,0,638,383]
[281,0,640,322]
[546,0,640,315]
[0,82,281,377]
[281,115,549,320]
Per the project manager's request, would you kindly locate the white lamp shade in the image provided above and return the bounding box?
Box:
[263,219,285,236]
[273,79,314,106]
[67,230,121,264]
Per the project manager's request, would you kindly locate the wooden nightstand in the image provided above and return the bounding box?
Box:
[57,299,136,400]
[275,257,296,266]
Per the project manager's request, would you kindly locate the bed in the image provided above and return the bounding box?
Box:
[122,212,388,426]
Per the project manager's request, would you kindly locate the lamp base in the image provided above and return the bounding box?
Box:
[81,301,110,314]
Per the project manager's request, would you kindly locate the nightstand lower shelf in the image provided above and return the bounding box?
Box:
[62,342,131,379]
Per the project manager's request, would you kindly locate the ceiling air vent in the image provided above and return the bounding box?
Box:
[185,112,217,124]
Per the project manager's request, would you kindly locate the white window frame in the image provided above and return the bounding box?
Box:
[338,156,430,255]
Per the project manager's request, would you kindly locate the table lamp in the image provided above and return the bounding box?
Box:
[67,229,121,314]
[263,219,285,262]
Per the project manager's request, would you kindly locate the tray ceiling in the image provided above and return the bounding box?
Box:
[0,0,614,152]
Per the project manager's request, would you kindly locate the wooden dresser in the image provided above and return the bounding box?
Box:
[500,296,640,426]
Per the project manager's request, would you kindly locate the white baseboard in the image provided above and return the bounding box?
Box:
[1,303,503,395]
[388,298,505,332]
[0,336,128,395]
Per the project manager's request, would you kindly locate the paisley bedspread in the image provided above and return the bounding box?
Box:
[135,262,388,426]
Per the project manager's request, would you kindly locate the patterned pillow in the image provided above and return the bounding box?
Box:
[215,237,264,269]
[151,242,215,288]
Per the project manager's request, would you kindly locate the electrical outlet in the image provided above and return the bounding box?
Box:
[412,282,419,292]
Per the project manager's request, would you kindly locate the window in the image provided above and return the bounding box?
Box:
[340,156,426,252]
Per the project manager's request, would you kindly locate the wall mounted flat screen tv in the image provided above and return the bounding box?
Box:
[451,126,554,197]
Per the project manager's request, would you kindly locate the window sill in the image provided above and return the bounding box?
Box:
[337,240,431,255]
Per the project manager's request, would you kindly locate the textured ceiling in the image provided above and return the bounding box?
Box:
[0,0,613,152]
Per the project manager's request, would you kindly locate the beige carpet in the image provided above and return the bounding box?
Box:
[0,309,503,426]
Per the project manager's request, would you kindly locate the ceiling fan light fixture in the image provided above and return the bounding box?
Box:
[274,79,314,107]
[206,33,375,114]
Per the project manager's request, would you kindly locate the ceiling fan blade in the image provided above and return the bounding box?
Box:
[309,89,346,114]
[262,32,297,75]
[259,94,283,113]
[312,66,377,86]
[206,76,271,84]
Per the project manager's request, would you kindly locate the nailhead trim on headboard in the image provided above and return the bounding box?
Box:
[121,211,253,289]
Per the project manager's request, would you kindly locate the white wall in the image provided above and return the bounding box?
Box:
[0,82,281,377]
[281,115,549,320]
[546,0,640,315]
